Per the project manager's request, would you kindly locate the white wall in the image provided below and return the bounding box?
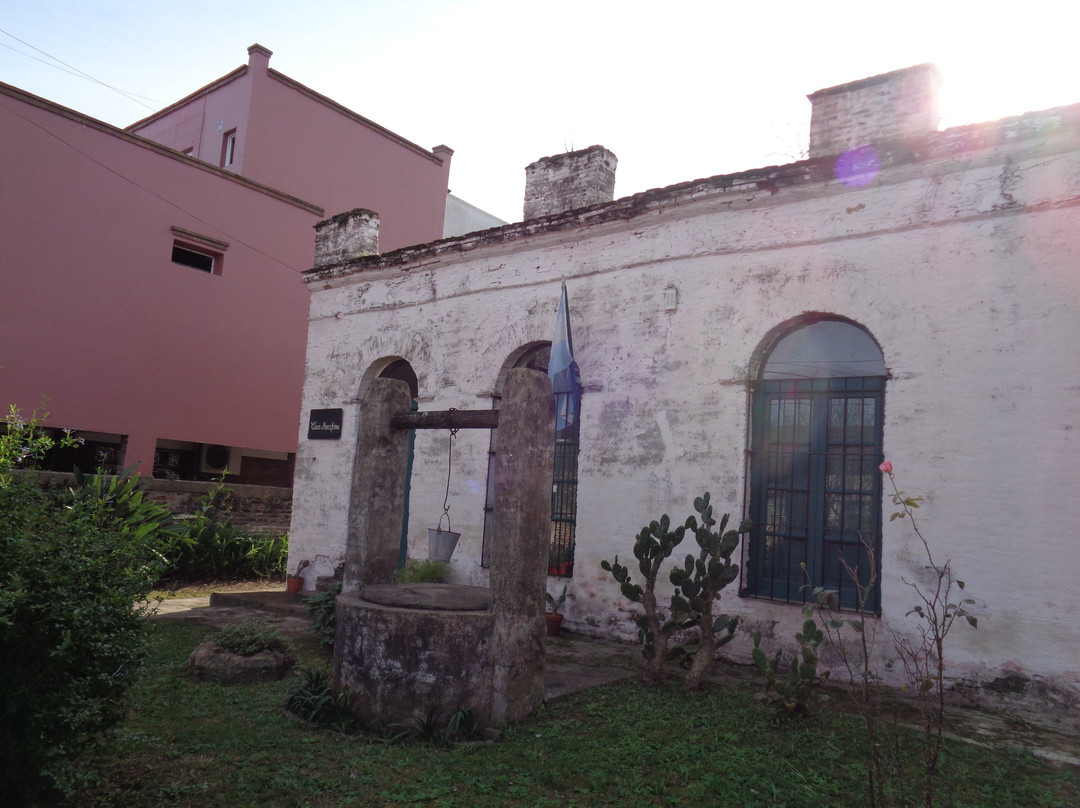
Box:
[291,118,1080,698]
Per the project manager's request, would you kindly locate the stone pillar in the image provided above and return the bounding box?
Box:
[314,209,380,269]
[523,145,617,220]
[807,64,941,158]
[488,368,555,724]
[342,377,412,592]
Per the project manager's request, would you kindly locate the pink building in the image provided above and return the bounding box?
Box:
[1,81,323,484]
[1,47,457,485]
[128,45,453,253]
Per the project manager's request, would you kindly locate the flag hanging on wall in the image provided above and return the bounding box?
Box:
[548,283,582,431]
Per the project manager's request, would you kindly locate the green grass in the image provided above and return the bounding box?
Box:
[82,621,1080,808]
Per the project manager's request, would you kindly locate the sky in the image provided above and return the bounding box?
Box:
[3,1,1078,224]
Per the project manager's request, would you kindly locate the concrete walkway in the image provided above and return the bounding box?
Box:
[148,589,1079,767]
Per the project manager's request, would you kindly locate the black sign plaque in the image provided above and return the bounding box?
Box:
[308,408,343,440]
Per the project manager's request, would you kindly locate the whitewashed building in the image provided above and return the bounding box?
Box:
[289,65,1080,706]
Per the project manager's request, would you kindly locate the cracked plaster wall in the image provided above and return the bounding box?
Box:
[290,127,1080,699]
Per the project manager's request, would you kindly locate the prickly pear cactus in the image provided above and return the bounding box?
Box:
[669,493,751,690]
[601,513,688,682]
[752,613,830,717]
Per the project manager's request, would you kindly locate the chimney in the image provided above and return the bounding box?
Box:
[314,209,379,268]
[807,64,941,158]
[523,145,617,220]
[247,43,272,73]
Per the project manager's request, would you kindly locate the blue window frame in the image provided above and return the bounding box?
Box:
[746,321,885,611]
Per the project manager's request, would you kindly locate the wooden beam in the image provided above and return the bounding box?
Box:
[391,409,500,430]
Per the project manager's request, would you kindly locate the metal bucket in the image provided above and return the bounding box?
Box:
[427,528,460,562]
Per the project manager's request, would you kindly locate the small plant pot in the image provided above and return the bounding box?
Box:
[545,613,564,637]
[285,575,303,595]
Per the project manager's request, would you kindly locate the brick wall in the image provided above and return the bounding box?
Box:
[30,471,293,535]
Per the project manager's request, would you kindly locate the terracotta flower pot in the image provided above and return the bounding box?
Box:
[545,612,564,637]
[285,575,303,595]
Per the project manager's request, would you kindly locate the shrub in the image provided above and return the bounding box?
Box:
[306,581,342,651]
[214,621,294,657]
[396,558,449,583]
[286,666,359,733]
[165,478,288,581]
[0,407,170,803]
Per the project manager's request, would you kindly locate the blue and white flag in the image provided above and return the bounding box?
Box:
[548,283,582,432]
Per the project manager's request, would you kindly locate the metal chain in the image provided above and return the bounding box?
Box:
[439,409,459,532]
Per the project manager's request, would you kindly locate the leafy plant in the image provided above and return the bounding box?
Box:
[752,609,830,718]
[385,706,481,745]
[286,666,359,733]
[214,621,294,657]
[668,493,750,689]
[0,405,167,804]
[0,403,79,485]
[396,558,449,583]
[603,493,749,688]
[306,581,342,650]
[546,584,567,615]
[66,463,183,571]
[601,512,688,682]
[165,477,288,581]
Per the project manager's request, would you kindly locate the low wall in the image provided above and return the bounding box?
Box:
[30,471,293,535]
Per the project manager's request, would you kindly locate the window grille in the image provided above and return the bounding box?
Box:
[747,376,883,612]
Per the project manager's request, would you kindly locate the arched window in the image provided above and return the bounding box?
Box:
[747,319,886,611]
[481,344,581,576]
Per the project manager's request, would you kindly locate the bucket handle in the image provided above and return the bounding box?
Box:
[437,511,452,534]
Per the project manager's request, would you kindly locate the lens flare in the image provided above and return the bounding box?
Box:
[835,145,880,187]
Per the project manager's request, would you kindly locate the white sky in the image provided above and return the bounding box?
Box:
[2,1,1077,223]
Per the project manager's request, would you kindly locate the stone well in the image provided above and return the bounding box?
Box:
[333,369,554,729]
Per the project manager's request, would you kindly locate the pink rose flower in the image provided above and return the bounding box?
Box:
[879,460,893,474]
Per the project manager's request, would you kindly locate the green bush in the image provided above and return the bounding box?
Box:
[214,621,294,657]
[306,581,342,650]
[0,463,169,803]
[165,480,288,581]
[286,666,359,733]
[396,558,449,583]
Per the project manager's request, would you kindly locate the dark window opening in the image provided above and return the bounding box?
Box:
[171,244,216,273]
[221,129,237,167]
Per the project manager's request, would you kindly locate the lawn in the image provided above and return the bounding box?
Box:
[84,620,1079,808]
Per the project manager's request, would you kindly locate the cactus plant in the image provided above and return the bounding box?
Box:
[601,513,688,682]
[669,493,751,690]
[752,610,830,717]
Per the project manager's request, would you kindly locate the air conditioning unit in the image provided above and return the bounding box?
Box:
[200,444,232,474]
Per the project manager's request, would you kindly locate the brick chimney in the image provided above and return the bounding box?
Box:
[807,64,941,158]
[314,209,379,268]
[523,145,617,220]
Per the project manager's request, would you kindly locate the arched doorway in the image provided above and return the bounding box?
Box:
[746,318,886,611]
[481,343,581,576]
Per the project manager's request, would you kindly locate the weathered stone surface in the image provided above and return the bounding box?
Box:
[488,369,554,725]
[186,641,295,684]
[334,368,553,729]
[314,208,379,268]
[292,76,1080,704]
[335,592,496,727]
[361,583,491,611]
[343,377,412,593]
[524,145,617,220]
